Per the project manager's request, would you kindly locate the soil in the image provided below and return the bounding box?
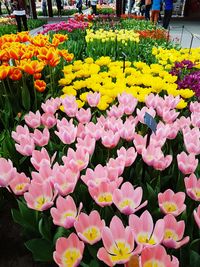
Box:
[0,192,56,267]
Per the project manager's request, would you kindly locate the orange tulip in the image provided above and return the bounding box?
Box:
[34,79,46,92]
[53,34,68,43]
[33,73,42,80]
[17,32,30,43]
[59,50,74,62]
[0,50,10,61]
[0,66,11,80]
[37,47,55,61]
[9,68,22,81]
[48,54,60,67]
[30,34,50,47]
[21,50,35,60]
[23,60,45,75]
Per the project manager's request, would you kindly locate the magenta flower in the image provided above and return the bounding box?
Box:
[158,189,186,216]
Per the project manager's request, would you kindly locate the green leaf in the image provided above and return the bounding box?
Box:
[21,85,30,110]
[89,259,100,267]
[38,216,52,241]
[11,208,25,227]
[80,262,89,267]
[190,250,200,266]
[190,239,200,253]
[25,238,53,262]
[53,227,70,244]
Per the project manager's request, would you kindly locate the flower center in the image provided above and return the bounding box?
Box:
[109,241,131,263]
[15,183,25,192]
[163,202,177,213]
[119,199,135,209]
[137,233,156,245]
[194,188,200,198]
[144,260,165,267]
[62,248,81,267]
[97,193,113,203]
[164,229,178,241]
[35,196,49,210]
[83,226,100,242]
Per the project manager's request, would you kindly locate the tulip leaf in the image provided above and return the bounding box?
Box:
[89,259,100,267]
[190,250,200,266]
[21,84,30,110]
[25,238,53,262]
[38,216,52,241]
[53,227,70,244]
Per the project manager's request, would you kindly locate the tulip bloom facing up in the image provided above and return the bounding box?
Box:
[97,216,142,266]
[74,210,105,245]
[162,214,189,249]
[158,189,186,216]
[24,181,54,211]
[113,182,147,215]
[129,210,165,247]
[194,205,200,229]
[141,245,179,267]
[184,173,200,201]
[0,158,16,187]
[9,172,30,195]
[53,233,84,267]
[50,195,82,229]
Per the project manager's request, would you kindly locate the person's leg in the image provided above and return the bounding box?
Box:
[154,10,159,24]
[145,4,151,20]
[15,15,22,32]
[163,9,172,29]
[22,15,28,31]
[150,10,155,22]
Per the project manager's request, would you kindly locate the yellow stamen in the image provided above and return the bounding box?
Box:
[82,226,100,242]
[163,202,177,213]
[62,248,81,267]
[97,193,112,203]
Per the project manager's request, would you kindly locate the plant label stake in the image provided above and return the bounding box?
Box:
[122,52,127,73]
[144,112,157,147]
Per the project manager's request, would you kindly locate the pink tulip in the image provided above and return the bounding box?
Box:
[166,121,179,139]
[97,216,142,266]
[85,122,103,140]
[50,195,82,228]
[12,125,30,143]
[117,147,137,167]
[41,97,61,114]
[158,189,186,216]
[87,92,100,107]
[162,214,189,249]
[0,158,16,187]
[190,101,200,113]
[133,133,147,154]
[9,172,30,195]
[61,95,78,117]
[129,210,165,246]
[191,112,200,128]
[183,127,200,155]
[15,137,35,156]
[76,108,91,124]
[120,120,136,141]
[53,233,84,267]
[24,181,54,211]
[142,145,172,171]
[88,181,119,207]
[113,182,147,215]
[101,130,120,148]
[52,165,79,196]
[76,135,96,155]
[81,164,109,187]
[41,113,57,128]
[55,119,77,145]
[30,147,51,171]
[161,108,180,124]
[107,104,124,118]
[194,205,200,228]
[118,93,138,115]
[103,117,123,133]
[31,165,53,184]
[184,173,200,201]
[177,152,198,175]
[145,93,161,109]
[62,147,89,172]
[107,157,125,178]
[141,245,179,267]
[31,128,50,147]
[163,95,180,109]
[74,210,105,245]
[24,110,41,128]
[76,123,86,139]
[136,107,156,124]
[176,116,191,130]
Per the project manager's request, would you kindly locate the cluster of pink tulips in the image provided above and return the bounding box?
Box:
[0,92,200,266]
